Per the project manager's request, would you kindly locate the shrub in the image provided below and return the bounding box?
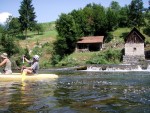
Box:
[32,46,42,56]
[86,49,122,64]
[40,60,51,68]
[57,57,78,67]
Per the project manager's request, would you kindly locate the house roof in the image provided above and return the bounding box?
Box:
[77,36,104,44]
[125,27,145,43]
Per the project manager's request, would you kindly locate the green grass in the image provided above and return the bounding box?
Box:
[19,22,57,49]
[69,52,97,61]
[27,30,57,40]
[112,27,131,37]
[26,21,57,40]
[57,52,97,66]
[109,27,150,46]
[110,27,131,43]
[39,21,56,31]
[57,48,122,66]
[111,27,150,42]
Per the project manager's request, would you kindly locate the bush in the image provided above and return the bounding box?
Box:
[57,57,79,66]
[143,27,150,36]
[86,55,108,64]
[86,49,122,64]
[40,60,51,68]
[57,57,79,67]
[51,54,62,66]
[32,46,42,56]
[105,32,113,43]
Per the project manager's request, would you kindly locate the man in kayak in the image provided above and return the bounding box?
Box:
[0,53,12,74]
[21,55,39,76]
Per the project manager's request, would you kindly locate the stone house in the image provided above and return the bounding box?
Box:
[75,36,104,52]
[123,27,145,64]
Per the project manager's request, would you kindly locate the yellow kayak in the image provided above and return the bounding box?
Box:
[0,73,58,81]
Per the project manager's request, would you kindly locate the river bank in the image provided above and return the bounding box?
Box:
[38,63,149,73]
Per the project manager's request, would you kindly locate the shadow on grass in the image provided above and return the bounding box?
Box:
[16,33,43,40]
[143,28,150,37]
[120,32,129,40]
[16,35,26,40]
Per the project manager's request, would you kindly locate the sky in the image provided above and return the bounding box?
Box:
[0,0,149,24]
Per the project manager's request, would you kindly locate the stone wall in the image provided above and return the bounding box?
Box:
[125,43,144,56]
[123,55,145,64]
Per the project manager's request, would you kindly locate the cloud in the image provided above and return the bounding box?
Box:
[0,12,12,24]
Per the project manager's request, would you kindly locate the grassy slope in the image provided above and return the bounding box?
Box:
[19,30,57,49]
[19,24,150,66]
[18,22,57,67]
[19,22,57,49]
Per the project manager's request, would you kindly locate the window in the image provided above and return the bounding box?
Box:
[133,47,136,52]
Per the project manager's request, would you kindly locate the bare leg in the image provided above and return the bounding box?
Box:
[5,70,12,74]
[22,69,33,76]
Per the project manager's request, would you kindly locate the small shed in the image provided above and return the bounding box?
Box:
[75,36,104,52]
[123,27,145,64]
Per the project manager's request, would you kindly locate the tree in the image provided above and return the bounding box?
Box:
[81,5,95,36]
[118,5,129,27]
[128,0,145,28]
[33,24,44,35]
[0,25,4,52]
[18,0,37,38]
[7,17,21,37]
[0,16,22,57]
[4,16,12,31]
[53,3,119,65]
[106,8,118,31]
[92,4,108,35]
[110,1,121,12]
[143,0,150,36]
[55,13,78,56]
[0,33,20,56]
[0,24,4,33]
[70,9,84,37]
[149,0,150,9]
[147,0,150,17]
[148,0,150,23]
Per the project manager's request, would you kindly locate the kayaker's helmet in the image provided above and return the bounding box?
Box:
[33,55,39,61]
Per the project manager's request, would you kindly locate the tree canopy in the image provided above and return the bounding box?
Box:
[128,0,145,28]
[18,0,37,38]
[6,16,21,37]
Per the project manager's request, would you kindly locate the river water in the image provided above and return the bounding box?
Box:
[0,70,150,113]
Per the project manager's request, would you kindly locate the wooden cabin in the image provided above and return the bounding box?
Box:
[123,27,145,64]
[75,36,104,52]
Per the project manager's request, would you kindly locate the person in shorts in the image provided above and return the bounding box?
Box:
[21,55,39,76]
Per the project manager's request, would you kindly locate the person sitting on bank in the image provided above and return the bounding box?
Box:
[0,53,12,74]
[21,55,39,76]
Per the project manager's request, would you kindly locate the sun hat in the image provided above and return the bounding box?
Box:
[1,53,8,58]
[33,55,39,61]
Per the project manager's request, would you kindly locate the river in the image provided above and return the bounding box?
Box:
[0,70,150,113]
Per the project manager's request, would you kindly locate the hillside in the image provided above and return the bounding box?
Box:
[19,22,57,49]
[18,23,150,67]
[17,22,57,68]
